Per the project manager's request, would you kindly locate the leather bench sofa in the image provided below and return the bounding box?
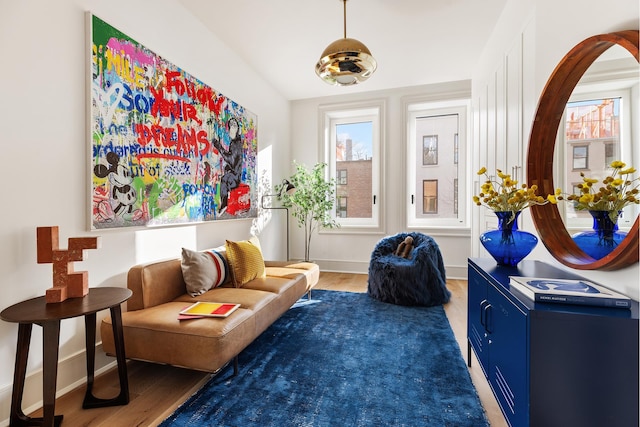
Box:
[101,241,319,373]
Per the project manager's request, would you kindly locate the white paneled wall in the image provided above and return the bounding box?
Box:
[471,0,639,300]
[472,32,526,254]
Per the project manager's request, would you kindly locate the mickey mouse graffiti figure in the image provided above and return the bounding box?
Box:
[212,117,243,214]
[94,152,137,219]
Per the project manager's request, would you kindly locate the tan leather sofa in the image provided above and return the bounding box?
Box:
[101,258,319,373]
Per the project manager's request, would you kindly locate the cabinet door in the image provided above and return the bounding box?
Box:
[467,267,490,372]
[487,285,528,427]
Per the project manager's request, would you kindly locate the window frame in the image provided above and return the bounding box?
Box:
[318,99,385,234]
[404,97,470,231]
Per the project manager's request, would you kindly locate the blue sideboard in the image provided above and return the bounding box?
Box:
[467,258,639,427]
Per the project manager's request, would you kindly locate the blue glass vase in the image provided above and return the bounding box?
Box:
[480,211,538,267]
[572,210,627,260]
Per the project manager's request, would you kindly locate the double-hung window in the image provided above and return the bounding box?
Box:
[561,92,636,229]
[319,100,384,232]
[405,98,469,229]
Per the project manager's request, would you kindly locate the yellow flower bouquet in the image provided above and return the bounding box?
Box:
[554,161,640,224]
[473,167,556,222]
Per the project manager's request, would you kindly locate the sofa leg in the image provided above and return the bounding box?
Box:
[233,356,239,376]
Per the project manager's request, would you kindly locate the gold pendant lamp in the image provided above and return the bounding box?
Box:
[315,0,377,86]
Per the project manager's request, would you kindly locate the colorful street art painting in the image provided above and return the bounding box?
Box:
[89,14,257,229]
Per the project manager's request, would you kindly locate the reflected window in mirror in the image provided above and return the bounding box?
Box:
[556,49,638,233]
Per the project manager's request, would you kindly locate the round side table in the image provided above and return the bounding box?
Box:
[0,287,132,427]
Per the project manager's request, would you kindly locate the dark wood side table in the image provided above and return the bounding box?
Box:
[0,287,132,427]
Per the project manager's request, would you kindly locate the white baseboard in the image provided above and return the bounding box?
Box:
[0,345,116,427]
[315,260,468,281]
[316,259,369,274]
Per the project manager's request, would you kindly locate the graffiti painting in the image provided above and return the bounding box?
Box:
[89,14,257,229]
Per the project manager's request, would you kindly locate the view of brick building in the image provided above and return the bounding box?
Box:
[336,138,372,218]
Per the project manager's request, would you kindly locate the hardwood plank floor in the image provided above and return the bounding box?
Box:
[30,272,507,426]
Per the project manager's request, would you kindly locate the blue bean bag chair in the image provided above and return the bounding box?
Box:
[367,232,450,306]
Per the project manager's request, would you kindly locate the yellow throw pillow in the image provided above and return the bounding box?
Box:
[225,238,266,287]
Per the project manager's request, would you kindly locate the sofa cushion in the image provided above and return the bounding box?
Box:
[265,261,321,293]
[103,301,257,373]
[173,287,277,312]
[181,247,230,296]
[226,238,265,287]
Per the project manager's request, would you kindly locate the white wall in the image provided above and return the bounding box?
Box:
[471,0,639,300]
[290,81,473,279]
[0,0,290,422]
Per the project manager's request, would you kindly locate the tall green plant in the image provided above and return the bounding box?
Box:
[276,162,339,261]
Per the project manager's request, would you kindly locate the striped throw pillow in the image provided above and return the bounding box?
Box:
[181,247,229,296]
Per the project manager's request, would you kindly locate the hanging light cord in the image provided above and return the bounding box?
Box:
[343,0,347,39]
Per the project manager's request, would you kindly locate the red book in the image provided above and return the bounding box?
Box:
[178,302,240,320]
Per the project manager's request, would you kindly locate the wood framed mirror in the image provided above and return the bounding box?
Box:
[527,30,639,270]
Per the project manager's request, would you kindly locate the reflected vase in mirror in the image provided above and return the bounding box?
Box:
[572,210,627,260]
[480,211,538,267]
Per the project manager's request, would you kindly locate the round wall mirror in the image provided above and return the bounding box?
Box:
[527,30,639,270]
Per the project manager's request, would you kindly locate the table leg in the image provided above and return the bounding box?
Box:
[110,304,130,403]
[83,313,98,405]
[42,321,63,427]
[9,323,31,426]
[8,323,63,427]
[82,306,129,408]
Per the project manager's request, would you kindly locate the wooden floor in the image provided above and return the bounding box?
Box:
[30,272,508,426]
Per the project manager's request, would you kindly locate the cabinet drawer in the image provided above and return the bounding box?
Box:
[487,284,528,426]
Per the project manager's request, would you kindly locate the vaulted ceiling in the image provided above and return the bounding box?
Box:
[178,0,508,100]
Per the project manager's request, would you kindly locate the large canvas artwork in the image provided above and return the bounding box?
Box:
[88,14,257,230]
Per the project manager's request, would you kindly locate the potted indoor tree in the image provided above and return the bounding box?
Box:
[276,162,339,262]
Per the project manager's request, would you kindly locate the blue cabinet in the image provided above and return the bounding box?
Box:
[468,258,639,427]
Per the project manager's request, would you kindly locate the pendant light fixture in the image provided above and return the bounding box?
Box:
[315,0,377,86]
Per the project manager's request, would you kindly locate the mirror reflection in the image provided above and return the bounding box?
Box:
[555,44,640,259]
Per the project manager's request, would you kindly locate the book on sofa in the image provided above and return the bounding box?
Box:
[508,276,631,309]
[179,302,241,319]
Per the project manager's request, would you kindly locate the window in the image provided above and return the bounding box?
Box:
[405,98,469,229]
[604,142,617,166]
[337,169,348,185]
[453,133,459,165]
[422,136,438,165]
[422,180,437,213]
[319,100,384,232]
[559,87,636,230]
[572,145,589,170]
[453,178,458,214]
[337,196,348,218]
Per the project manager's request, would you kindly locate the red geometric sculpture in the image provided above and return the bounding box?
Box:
[36,226,101,303]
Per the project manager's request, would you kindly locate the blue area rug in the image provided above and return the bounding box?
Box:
[160,290,488,426]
